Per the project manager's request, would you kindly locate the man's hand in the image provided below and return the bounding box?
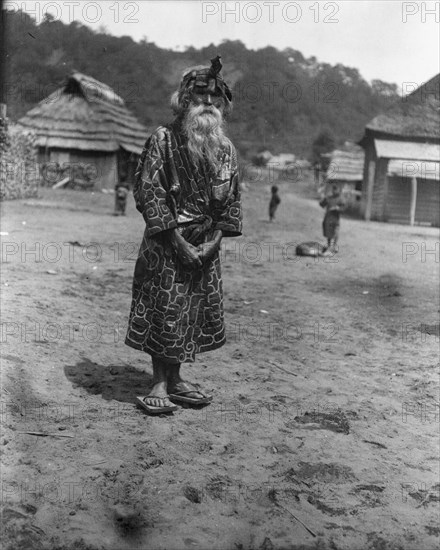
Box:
[166,229,202,269]
[197,241,220,263]
[178,241,203,269]
[197,229,223,263]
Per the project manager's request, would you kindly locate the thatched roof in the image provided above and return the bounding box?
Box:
[374,139,440,161]
[326,142,364,182]
[365,73,440,140]
[17,72,147,155]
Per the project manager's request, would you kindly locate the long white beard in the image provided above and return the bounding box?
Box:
[183,104,228,172]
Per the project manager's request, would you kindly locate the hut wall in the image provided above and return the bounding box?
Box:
[37,148,118,189]
[50,149,70,166]
[370,158,388,221]
[38,147,71,187]
[382,175,439,226]
[70,150,118,190]
[360,139,376,218]
[37,147,49,164]
[414,179,440,226]
[384,176,411,224]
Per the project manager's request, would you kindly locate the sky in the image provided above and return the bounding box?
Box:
[7,1,440,88]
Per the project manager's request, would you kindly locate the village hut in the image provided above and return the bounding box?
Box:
[325,142,364,211]
[253,150,273,166]
[17,72,148,190]
[268,153,296,169]
[359,73,440,226]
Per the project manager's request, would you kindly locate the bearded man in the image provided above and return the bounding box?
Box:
[125,56,242,414]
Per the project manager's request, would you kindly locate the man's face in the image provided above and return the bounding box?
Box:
[190,86,225,113]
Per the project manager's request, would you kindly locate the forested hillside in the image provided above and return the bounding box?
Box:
[4,10,399,157]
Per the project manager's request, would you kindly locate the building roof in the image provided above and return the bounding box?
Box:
[388,159,440,180]
[365,73,440,140]
[268,153,296,167]
[375,139,440,161]
[326,142,364,181]
[17,72,147,154]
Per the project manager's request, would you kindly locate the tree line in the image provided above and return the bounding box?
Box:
[4,10,399,159]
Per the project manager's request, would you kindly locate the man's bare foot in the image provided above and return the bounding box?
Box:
[168,381,212,405]
[136,379,178,414]
[166,364,211,404]
[145,382,172,407]
[167,375,205,400]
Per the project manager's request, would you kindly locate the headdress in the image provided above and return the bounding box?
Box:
[179,56,232,102]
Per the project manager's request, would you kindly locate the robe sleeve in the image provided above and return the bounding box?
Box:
[133,129,178,237]
[213,144,243,237]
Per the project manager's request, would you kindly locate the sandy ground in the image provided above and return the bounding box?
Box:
[1,174,439,550]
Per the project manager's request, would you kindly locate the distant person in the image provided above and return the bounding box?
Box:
[269,185,281,222]
[319,184,345,253]
[314,161,321,186]
[114,181,129,216]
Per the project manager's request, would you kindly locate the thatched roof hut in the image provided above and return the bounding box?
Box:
[327,142,364,183]
[17,72,148,189]
[365,73,440,141]
[359,74,440,226]
[325,142,365,210]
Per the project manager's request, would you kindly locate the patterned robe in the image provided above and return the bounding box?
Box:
[125,121,242,363]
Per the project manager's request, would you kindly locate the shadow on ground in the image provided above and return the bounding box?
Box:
[64,359,153,404]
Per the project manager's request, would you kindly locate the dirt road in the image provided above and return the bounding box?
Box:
[1,179,439,550]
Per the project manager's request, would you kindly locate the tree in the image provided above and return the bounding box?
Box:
[311,128,336,167]
[371,79,399,98]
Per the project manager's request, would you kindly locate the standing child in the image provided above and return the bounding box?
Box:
[114,182,129,216]
[319,184,345,253]
[269,185,281,222]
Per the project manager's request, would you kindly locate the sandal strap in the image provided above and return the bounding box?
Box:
[170,382,206,397]
[172,390,207,398]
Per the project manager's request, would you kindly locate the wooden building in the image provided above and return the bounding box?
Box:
[359,74,440,226]
[17,72,147,190]
[325,142,364,210]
